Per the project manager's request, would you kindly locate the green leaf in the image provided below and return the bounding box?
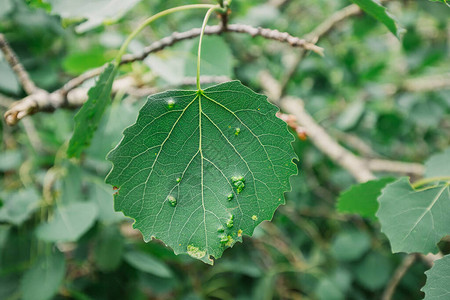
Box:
[94,226,124,272]
[106,81,297,264]
[89,181,125,224]
[350,0,404,38]
[330,230,371,262]
[315,268,352,300]
[20,250,66,300]
[0,150,22,172]
[335,100,365,131]
[0,188,40,226]
[422,254,450,299]
[44,0,142,33]
[123,250,173,278]
[337,177,396,220]
[67,63,117,158]
[428,0,450,7]
[354,252,392,290]
[425,148,450,178]
[63,46,111,75]
[377,177,450,254]
[36,202,98,242]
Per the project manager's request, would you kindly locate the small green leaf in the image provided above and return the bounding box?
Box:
[106,81,297,264]
[36,202,98,242]
[331,230,371,262]
[94,226,124,272]
[89,181,125,224]
[422,254,450,299]
[354,252,392,291]
[425,147,450,178]
[123,250,173,278]
[377,177,450,254]
[67,63,117,158]
[350,0,404,38]
[337,177,395,220]
[0,188,40,226]
[63,46,111,75]
[0,150,22,172]
[20,250,66,300]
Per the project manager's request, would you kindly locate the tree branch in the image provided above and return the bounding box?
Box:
[4,24,322,126]
[0,33,40,95]
[281,97,376,183]
[381,254,417,300]
[368,159,424,176]
[280,4,361,94]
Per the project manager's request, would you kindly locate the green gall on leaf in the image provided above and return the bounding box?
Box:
[167,98,175,109]
[231,176,245,194]
[187,244,206,259]
[167,195,177,207]
[226,215,234,228]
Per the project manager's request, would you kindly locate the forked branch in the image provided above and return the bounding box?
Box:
[3,24,322,126]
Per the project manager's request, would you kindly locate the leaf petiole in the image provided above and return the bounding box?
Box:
[412,176,450,189]
[115,4,217,66]
[196,6,219,90]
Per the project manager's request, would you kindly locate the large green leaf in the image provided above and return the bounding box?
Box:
[336,177,395,220]
[106,80,297,264]
[422,254,450,299]
[20,250,66,300]
[36,202,98,242]
[350,0,404,38]
[67,63,116,158]
[377,177,450,254]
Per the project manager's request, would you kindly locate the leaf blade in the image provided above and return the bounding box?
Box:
[422,254,450,300]
[106,80,297,264]
[36,202,98,242]
[337,177,396,220]
[67,63,117,158]
[377,177,450,254]
[350,0,404,38]
[20,251,66,300]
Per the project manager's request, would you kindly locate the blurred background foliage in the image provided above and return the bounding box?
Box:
[0,0,449,299]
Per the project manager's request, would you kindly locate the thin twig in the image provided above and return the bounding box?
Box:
[279,4,361,94]
[62,24,322,95]
[4,24,322,126]
[381,254,417,300]
[331,129,379,158]
[368,159,424,176]
[0,33,39,95]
